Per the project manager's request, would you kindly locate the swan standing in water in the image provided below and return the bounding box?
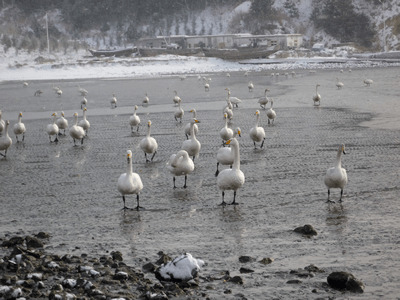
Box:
[81,97,87,109]
[117,150,144,210]
[225,88,242,107]
[111,93,117,108]
[0,110,5,135]
[249,110,265,149]
[258,89,270,109]
[140,120,158,162]
[13,112,26,142]
[129,105,140,132]
[182,118,201,161]
[174,98,184,122]
[248,81,254,92]
[69,112,85,146]
[266,99,276,124]
[47,112,59,143]
[364,79,373,87]
[313,84,321,106]
[217,138,245,206]
[56,111,68,136]
[336,77,344,89]
[184,109,198,139]
[219,113,234,145]
[0,121,12,157]
[173,90,181,106]
[143,93,150,106]
[167,150,195,188]
[215,127,241,176]
[324,144,348,203]
[204,79,210,92]
[77,85,88,96]
[78,108,90,136]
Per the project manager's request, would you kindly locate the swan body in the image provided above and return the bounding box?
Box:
[284,72,289,78]
[179,75,186,81]
[225,88,241,107]
[140,120,158,162]
[81,97,87,109]
[217,138,245,205]
[223,95,233,120]
[249,110,265,148]
[173,90,181,106]
[324,144,348,203]
[215,127,241,176]
[258,89,270,109]
[0,121,12,157]
[56,88,62,97]
[34,90,43,96]
[291,71,296,77]
[219,113,234,143]
[47,112,59,143]
[111,93,117,108]
[129,105,140,132]
[226,73,230,77]
[78,108,90,135]
[23,82,28,87]
[204,80,210,92]
[77,85,88,96]
[167,150,195,188]
[181,118,201,161]
[117,150,144,210]
[266,99,276,124]
[143,93,150,106]
[184,109,198,139]
[13,112,26,142]
[0,110,5,134]
[244,71,248,77]
[52,84,59,92]
[174,99,184,122]
[248,81,254,92]
[271,73,275,77]
[69,112,85,146]
[313,84,321,106]
[364,79,373,86]
[336,77,344,89]
[56,111,68,135]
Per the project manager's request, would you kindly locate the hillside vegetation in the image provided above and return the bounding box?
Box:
[0,0,398,54]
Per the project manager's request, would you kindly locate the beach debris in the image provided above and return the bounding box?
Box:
[155,253,204,282]
[327,271,365,293]
[294,224,318,236]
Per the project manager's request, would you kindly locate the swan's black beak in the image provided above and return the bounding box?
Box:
[343,150,346,155]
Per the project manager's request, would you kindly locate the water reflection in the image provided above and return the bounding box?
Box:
[326,203,347,234]
[119,210,143,253]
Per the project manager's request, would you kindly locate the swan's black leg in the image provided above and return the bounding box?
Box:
[183,175,188,188]
[73,139,77,146]
[16,136,19,143]
[186,134,189,140]
[145,153,150,163]
[173,177,177,188]
[192,156,195,162]
[151,151,156,161]
[175,117,178,121]
[135,194,144,210]
[136,126,139,132]
[49,136,52,143]
[268,119,270,124]
[230,191,239,205]
[338,189,344,203]
[215,162,219,177]
[81,138,84,145]
[253,141,256,149]
[326,189,335,203]
[122,195,130,210]
[260,138,265,148]
[131,126,133,133]
[218,191,227,206]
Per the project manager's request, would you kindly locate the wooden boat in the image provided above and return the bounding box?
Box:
[88,47,137,57]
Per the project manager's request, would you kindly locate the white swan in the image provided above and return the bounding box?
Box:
[223,97,233,120]
[173,90,181,106]
[52,84,59,92]
[204,80,210,92]
[336,77,344,89]
[56,87,62,97]
[81,97,87,109]
[13,112,26,142]
[182,118,201,161]
[225,88,242,107]
[291,71,296,77]
[184,109,198,139]
[217,138,245,206]
[266,99,276,124]
[23,82,28,87]
[129,105,140,132]
[179,75,186,81]
[249,110,266,148]
[313,84,321,106]
[248,81,254,92]
[143,92,150,106]
[56,111,68,136]
[219,113,234,144]
[364,79,373,87]
[244,71,249,77]
[284,72,289,78]
[34,90,43,97]
[77,84,88,96]
[0,110,5,134]
[78,108,90,136]
[111,93,117,108]
[47,112,59,143]
[270,73,275,77]
[258,89,270,109]
[167,150,195,188]
[215,127,241,176]
[69,112,85,146]
[140,120,158,162]
[174,98,184,122]
[0,120,12,157]
[324,144,348,203]
[117,150,144,210]
[226,73,231,78]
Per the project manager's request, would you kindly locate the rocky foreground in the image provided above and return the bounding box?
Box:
[0,232,364,299]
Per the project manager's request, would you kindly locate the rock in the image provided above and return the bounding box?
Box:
[304,264,325,273]
[259,258,274,265]
[1,236,25,247]
[111,251,123,261]
[224,289,232,294]
[238,256,255,263]
[155,253,172,266]
[25,236,44,249]
[286,279,302,284]
[239,267,254,274]
[327,271,364,293]
[294,224,318,236]
[35,232,51,239]
[142,262,157,273]
[229,276,244,284]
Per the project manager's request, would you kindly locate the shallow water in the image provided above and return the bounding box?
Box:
[1,69,400,299]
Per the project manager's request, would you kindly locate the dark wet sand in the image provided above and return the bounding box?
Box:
[1,67,400,298]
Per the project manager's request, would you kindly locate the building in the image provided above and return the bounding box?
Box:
[137,33,303,50]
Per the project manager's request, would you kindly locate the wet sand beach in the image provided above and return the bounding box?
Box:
[1,67,400,298]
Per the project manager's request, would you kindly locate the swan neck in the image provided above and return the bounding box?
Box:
[127,157,133,175]
[335,149,343,168]
[83,110,86,120]
[190,122,197,140]
[255,113,260,127]
[147,125,151,137]
[232,142,240,169]
[74,115,79,126]
[18,115,22,123]
[5,122,9,136]
[53,115,57,124]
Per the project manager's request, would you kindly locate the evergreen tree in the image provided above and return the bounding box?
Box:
[250,0,275,18]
